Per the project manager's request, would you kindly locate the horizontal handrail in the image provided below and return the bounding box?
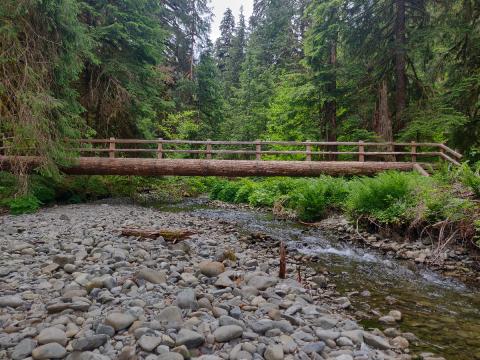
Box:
[3,138,463,167]
[77,138,448,147]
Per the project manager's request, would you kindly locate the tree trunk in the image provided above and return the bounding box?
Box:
[377,80,394,160]
[395,0,406,129]
[325,38,337,160]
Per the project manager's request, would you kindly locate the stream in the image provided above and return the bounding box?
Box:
[159,198,480,360]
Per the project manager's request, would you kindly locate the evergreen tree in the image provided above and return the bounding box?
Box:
[196,44,225,140]
[228,8,247,88]
[215,9,236,74]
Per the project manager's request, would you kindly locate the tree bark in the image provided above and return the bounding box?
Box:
[395,0,407,129]
[377,80,394,160]
[0,156,416,177]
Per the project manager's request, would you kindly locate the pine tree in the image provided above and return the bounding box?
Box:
[228,8,247,87]
[196,44,225,140]
[215,9,236,74]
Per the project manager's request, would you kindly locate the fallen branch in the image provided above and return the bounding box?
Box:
[120,228,195,243]
[279,241,286,279]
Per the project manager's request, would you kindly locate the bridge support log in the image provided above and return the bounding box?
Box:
[0,156,417,177]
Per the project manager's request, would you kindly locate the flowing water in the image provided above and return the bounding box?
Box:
[159,199,480,359]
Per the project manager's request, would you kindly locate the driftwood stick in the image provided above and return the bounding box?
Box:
[120,228,194,242]
[279,241,286,279]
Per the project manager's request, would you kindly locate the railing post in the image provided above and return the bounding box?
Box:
[109,137,115,158]
[306,140,312,161]
[157,138,163,159]
[358,141,365,162]
[439,145,445,163]
[206,139,212,160]
[256,140,262,161]
[411,141,417,163]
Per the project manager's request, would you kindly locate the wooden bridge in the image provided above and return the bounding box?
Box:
[0,138,462,177]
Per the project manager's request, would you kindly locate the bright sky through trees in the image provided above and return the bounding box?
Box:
[210,0,253,40]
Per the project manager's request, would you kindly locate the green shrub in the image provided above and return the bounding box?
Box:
[457,163,480,197]
[287,177,348,221]
[5,195,41,215]
[345,172,420,224]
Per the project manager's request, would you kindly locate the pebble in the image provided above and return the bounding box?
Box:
[213,325,243,342]
[264,344,284,360]
[105,312,136,331]
[32,343,67,359]
[175,328,205,348]
[0,295,24,308]
[199,260,225,277]
[0,203,421,360]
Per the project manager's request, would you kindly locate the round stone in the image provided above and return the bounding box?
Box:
[213,325,243,342]
[32,343,67,359]
[37,327,67,346]
[199,261,225,277]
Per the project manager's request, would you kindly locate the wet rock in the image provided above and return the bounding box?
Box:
[302,341,325,354]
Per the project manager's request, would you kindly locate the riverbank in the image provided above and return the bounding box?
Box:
[1,201,435,360]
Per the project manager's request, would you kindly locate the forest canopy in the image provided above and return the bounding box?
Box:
[1,0,479,171]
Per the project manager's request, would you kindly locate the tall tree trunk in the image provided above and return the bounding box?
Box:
[325,39,337,160]
[395,0,406,129]
[377,80,393,142]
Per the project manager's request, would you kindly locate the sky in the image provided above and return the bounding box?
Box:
[210,0,253,41]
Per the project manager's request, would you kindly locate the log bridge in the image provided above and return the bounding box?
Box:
[0,138,462,177]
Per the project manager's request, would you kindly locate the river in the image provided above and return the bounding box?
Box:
[159,198,480,360]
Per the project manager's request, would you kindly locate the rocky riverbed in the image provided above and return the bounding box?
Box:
[0,202,426,360]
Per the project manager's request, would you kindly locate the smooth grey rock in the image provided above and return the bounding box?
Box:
[264,344,284,360]
[37,327,67,346]
[213,325,243,342]
[135,268,167,284]
[138,335,162,352]
[96,324,115,337]
[157,353,184,360]
[0,295,24,308]
[11,338,37,360]
[315,329,340,341]
[247,276,278,290]
[66,352,110,360]
[302,341,325,354]
[159,306,183,329]
[199,261,225,277]
[176,288,197,309]
[175,329,204,348]
[362,332,391,350]
[71,335,108,351]
[105,312,136,331]
[32,343,67,359]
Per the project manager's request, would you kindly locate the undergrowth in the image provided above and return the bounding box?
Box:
[205,172,480,247]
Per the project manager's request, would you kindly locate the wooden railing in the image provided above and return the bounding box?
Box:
[0,137,463,166]
[65,138,462,166]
